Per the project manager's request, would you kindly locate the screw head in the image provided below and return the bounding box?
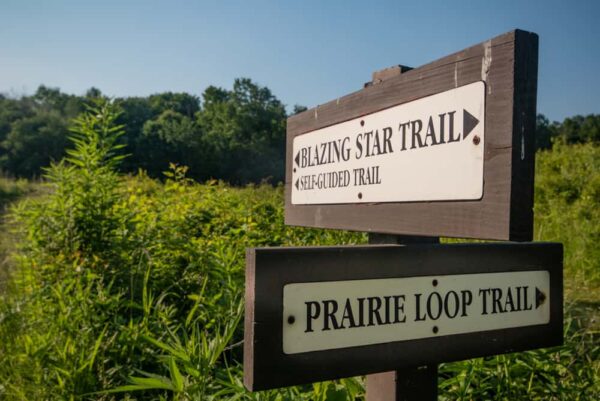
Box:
[358,192,363,199]
[287,315,295,325]
[432,326,439,334]
[360,120,365,127]
[432,279,438,287]
[473,135,481,145]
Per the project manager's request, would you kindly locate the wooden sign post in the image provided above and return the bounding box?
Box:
[243,29,559,400]
[366,233,440,401]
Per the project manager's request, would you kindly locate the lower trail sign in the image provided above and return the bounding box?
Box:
[244,242,563,391]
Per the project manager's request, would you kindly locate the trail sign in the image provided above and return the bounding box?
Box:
[244,28,552,400]
[284,270,549,354]
[285,30,539,241]
[243,242,562,391]
[292,81,485,205]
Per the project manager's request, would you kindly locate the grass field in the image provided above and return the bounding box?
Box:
[0,107,597,401]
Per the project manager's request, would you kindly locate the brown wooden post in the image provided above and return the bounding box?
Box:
[366,233,439,401]
[364,65,413,88]
[363,66,438,401]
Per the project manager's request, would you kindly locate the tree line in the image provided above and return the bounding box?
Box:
[0,79,295,183]
[0,80,597,183]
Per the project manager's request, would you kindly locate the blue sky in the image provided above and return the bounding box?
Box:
[1,0,598,121]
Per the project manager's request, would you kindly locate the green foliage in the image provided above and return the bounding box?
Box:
[0,87,82,177]
[536,114,556,150]
[0,80,286,182]
[197,78,287,184]
[537,113,600,149]
[0,102,363,399]
[557,115,600,144]
[16,99,129,267]
[439,303,599,400]
[0,176,32,210]
[0,102,597,400]
[1,112,69,177]
[534,142,600,291]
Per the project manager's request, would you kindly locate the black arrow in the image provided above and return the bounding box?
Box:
[463,109,480,140]
[535,287,546,309]
[295,179,299,191]
[294,151,300,167]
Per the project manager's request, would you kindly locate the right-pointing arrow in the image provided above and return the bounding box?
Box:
[535,287,546,309]
[463,109,480,140]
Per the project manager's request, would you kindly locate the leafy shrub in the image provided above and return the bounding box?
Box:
[534,142,600,292]
[0,100,364,400]
[0,101,597,400]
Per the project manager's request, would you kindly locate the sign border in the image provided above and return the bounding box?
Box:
[243,242,563,391]
[284,29,538,241]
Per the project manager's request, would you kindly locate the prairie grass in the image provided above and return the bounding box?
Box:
[0,102,597,400]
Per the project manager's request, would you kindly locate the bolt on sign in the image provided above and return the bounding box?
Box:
[243,243,563,391]
[285,30,539,241]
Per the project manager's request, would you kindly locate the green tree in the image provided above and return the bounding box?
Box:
[148,92,200,117]
[0,112,69,177]
[292,104,308,115]
[116,96,156,172]
[34,85,83,117]
[141,109,202,176]
[198,78,287,183]
[535,114,557,150]
[579,114,600,143]
[0,96,35,147]
[555,114,600,144]
[117,93,201,176]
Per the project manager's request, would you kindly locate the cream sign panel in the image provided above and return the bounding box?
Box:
[291,81,486,205]
[283,270,550,354]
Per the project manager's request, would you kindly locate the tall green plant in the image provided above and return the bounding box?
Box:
[0,99,134,400]
[13,98,131,273]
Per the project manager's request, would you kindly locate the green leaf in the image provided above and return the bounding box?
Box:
[168,357,185,392]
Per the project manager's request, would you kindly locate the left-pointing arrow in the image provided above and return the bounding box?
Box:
[294,152,300,167]
[295,179,299,190]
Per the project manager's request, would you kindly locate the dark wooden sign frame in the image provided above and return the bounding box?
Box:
[285,29,538,241]
[244,242,562,391]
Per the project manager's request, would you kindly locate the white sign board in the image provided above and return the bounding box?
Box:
[291,81,485,205]
[283,270,549,354]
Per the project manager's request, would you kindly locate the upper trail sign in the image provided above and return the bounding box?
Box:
[291,81,485,205]
[285,29,539,241]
